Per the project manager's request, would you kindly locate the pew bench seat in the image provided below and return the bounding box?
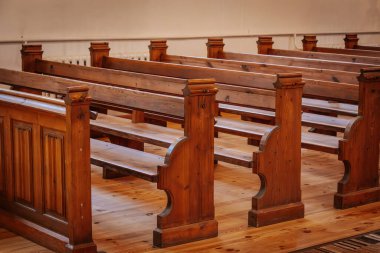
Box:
[302,98,357,116]
[219,104,350,132]
[91,113,256,168]
[301,132,339,154]
[91,139,164,182]
[216,116,340,154]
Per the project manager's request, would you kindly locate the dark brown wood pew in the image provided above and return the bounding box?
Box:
[301,35,380,57]
[344,34,380,51]
[89,44,380,211]
[0,87,96,253]
[256,36,380,65]
[0,68,220,247]
[205,38,377,72]
[18,45,310,227]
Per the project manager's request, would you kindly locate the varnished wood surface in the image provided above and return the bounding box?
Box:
[1,117,379,252]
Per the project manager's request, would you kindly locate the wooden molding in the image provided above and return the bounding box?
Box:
[149,40,168,61]
[89,42,110,67]
[256,36,274,54]
[206,38,225,58]
[302,35,318,51]
[344,34,359,49]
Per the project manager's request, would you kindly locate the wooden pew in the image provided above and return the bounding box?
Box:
[159,39,361,125]
[173,42,360,84]
[255,36,380,65]
[206,38,377,72]
[344,34,380,51]
[89,42,358,132]
[18,45,309,227]
[21,44,292,168]
[0,87,96,253]
[159,39,360,92]
[89,43,380,210]
[301,35,380,57]
[0,68,220,246]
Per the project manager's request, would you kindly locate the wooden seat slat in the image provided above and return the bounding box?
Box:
[91,113,180,147]
[301,113,349,132]
[90,139,163,182]
[215,117,274,140]
[214,145,254,168]
[219,104,349,132]
[302,98,357,116]
[301,132,340,154]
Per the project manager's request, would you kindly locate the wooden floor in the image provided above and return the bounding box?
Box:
[1,115,380,253]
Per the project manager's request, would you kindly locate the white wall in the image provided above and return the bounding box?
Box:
[1,0,380,70]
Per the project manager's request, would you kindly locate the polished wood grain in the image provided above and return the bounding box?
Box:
[12,121,34,207]
[42,129,66,219]
[0,87,96,253]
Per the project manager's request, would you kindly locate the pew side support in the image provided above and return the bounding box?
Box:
[248,74,305,227]
[0,87,96,253]
[152,79,218,247]
[335,68,380,208]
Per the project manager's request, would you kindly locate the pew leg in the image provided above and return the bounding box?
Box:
[102,136,144,179]
[249,128,304,227]
[335,127,380,208]
[154,140,218,247]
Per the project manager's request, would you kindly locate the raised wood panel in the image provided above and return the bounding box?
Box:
[12,121,34,208]
[0,117,4,195]
[42,128,66,220]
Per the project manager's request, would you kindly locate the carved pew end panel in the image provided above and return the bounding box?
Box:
[154,79,218,247]
[0,87,96,253]
[335,68,380,209]
[249,73,305,227]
